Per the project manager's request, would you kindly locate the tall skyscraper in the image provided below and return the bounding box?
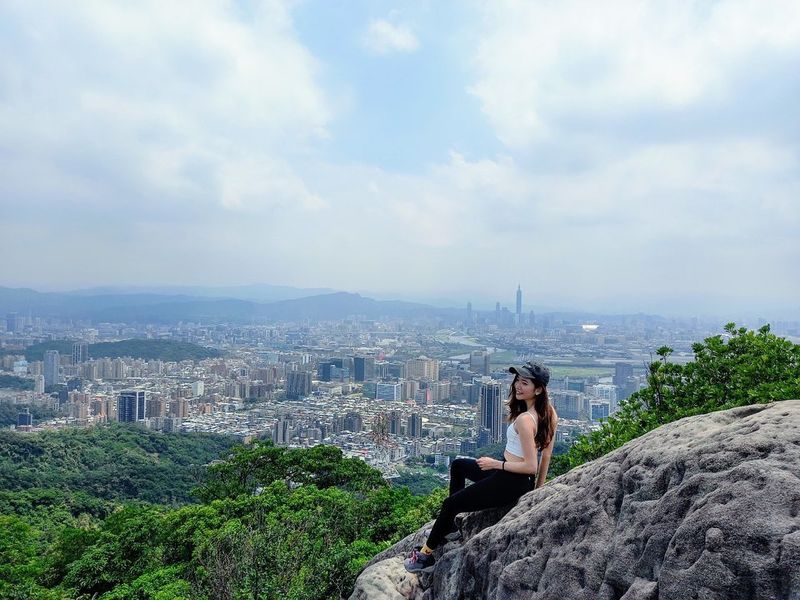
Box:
[272,417,294,445]
[353,356,375,382]
[72,342,89,365]
[388,410,403,435]
[118,390,147,422]
[478,380,505,443]
[407,413,423,438]
[43,350,60,388]
[286,371,312,400]
[516,285,522,324]
[466,302,473,325]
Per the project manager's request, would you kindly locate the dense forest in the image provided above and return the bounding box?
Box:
[0,425,237,505]
[22,339,222,362]
[0,325,797,598]
[0,375,33,390]
[0,433,444,599]
[0,402,57,427]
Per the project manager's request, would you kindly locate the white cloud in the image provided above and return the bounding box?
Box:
[1,1,798,317]
[362,19,420,54]
[470,0,800,147]
[0,0,331,214]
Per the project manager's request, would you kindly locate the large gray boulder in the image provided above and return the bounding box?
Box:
[350,401,800,600]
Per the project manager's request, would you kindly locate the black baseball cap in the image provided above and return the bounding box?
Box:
[509,361,550,386]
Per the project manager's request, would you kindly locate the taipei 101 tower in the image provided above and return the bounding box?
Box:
[516,285,522,326]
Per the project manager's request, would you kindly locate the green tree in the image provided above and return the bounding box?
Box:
[552,324,800,476]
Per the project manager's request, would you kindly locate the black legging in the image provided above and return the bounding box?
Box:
[426,457,535,549]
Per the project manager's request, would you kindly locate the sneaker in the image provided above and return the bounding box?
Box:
[404,547,436,573]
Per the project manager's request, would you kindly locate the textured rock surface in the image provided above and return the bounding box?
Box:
[350,401,800,600]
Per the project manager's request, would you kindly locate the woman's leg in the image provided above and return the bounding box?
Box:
[448,458,489,496]
[426,471,530,549]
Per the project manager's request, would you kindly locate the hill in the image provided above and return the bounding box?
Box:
[0,425,237,504]
[0,440,442,599]
[0,285,458,323]
[23,339,222,362]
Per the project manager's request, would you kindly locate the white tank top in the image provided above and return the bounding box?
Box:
[505,412,535,457]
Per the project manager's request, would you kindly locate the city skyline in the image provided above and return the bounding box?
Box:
[1,280,798,323]
[1,2,798,318]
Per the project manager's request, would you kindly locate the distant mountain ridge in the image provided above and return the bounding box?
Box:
[63,283,337,302]
[0,286,459,324]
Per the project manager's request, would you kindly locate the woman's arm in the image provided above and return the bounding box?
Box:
[535,411,558,488]
[476,414,538,475]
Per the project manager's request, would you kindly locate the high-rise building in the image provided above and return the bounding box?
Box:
[72,342,89,365]
[516,285,522,324]
[593,384,619,414]
[591,401,610,421]
[118,390,147,422]
[192,381,205,397]
[388,410,403,435]
[376,382,402,401]
[466,302,473,325]
[469,351,491,375]
[286,371,312,400]
[614,362,637,401]
[17,410,32,430]
[112,358,126,380]
[343,411,363,433]
[551,390,591,421]
[613,363,634,386]
[317,358,344,382]
[478,380,505,443]
[146,396,166,418]
[168,398,188,418]
[353,356,375,382]
[272,417,294,445]
[43,350,60,388]
[405,357,439,381]
[5,313,22,333]
[407,413,423,438]
[34,375,45,394]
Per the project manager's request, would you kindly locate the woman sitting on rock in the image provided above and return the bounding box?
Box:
[404,360,558,574]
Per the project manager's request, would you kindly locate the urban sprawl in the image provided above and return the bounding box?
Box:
[4,289,795,477]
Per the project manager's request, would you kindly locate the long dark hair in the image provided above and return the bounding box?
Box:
[506,375,555,450]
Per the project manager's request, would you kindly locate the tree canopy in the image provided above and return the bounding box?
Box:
[551,324,800,476]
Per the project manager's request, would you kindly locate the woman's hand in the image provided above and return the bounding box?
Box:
[476,457,502,471]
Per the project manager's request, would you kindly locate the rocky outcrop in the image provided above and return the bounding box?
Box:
[351,401,800,600]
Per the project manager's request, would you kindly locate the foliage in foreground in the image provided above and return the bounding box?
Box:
[0,424,237,505]
[551,324,800,476]
[0,441,444,600]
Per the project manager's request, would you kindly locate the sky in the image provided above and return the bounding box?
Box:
[0,0,799,318]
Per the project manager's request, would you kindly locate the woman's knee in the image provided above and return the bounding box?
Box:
[451,457,473,474]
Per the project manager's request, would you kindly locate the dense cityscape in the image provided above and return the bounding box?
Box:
[2,286,798,478]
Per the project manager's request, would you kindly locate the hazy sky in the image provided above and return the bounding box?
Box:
[1,1,798,317]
